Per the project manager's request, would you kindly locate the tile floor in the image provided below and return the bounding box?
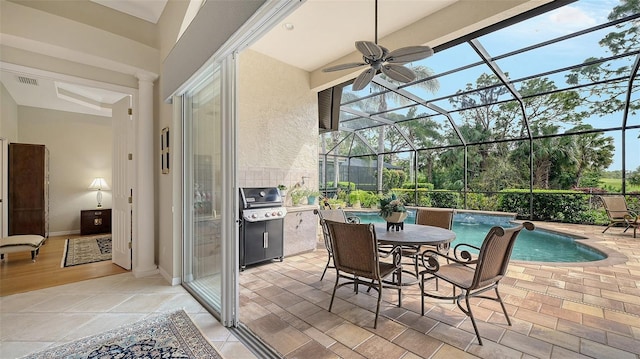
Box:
[238,221,640,358]
[2,220,639,359]
[0,273,257,358]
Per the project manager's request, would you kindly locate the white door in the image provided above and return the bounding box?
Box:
[112,96,133,270]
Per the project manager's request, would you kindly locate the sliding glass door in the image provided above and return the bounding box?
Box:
[182,65,225,311]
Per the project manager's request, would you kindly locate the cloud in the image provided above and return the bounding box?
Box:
[548,6,598,32]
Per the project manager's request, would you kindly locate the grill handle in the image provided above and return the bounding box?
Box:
[263,232,268,248]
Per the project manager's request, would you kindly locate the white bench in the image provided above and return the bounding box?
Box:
[0,235,46,262]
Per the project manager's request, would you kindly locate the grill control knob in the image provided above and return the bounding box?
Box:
[251,213,257,219]
[265,212,271,218]
[277,211,283,216]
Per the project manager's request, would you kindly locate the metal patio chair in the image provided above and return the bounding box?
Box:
[314,209,360,280]
[402,208,455,278]
[325,220,402,329]
[419,221,535,345]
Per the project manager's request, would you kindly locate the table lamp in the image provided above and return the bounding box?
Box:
[88,177,109,208]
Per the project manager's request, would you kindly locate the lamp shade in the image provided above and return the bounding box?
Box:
[88,177,110,190]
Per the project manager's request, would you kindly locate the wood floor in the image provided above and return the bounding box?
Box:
[0,234,128,297]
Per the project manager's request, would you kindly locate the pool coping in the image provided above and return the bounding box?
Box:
[345,208,628,267]
[511,220,629,267]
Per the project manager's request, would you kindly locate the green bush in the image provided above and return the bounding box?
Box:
[465,193,499,211]
[497,189,590,222]
[429,190,460,208]
[400,182,434,190]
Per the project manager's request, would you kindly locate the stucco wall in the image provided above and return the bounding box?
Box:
[238,49,319,193]
[16,106,112,235]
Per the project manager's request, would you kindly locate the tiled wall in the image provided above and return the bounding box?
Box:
[238,166,317,192]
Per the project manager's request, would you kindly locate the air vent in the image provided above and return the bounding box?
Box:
[17,76,38,86]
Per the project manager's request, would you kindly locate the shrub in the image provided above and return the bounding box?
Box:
[497,189,590,222]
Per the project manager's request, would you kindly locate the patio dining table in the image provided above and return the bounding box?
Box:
[374,222,456,248]
[373,223,456,291]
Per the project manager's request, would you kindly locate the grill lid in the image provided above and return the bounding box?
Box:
[240,187,282,209]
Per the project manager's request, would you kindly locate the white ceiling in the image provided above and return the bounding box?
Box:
[1,0,455,116]
[90,0,168,24]
[250,0,457,72]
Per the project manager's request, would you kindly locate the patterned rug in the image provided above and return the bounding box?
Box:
[61,235,112,267]
[23,310,224,358]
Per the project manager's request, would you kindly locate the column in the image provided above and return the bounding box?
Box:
[134,72,159,277]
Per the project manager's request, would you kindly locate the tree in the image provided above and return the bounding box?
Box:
[628,166,640,185]
[566,0,640,116]
[564,124,614,187]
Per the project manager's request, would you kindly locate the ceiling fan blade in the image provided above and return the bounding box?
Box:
[322,62,367,72]
[386,46,434,63]
[381,64,416,83]
[355,41,383,60]
[352,67,376,91]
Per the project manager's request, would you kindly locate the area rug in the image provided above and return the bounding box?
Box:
[22,309,224,358]
[61,235,112,267]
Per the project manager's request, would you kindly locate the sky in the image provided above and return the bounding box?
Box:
[418,0,638,172]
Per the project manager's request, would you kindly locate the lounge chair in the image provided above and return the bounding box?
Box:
[599,195,638,238]
[419,222,534,345]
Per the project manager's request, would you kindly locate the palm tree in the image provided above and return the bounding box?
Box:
[371,65,440,191]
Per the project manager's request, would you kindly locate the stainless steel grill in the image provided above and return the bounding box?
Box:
[239,187,287,270]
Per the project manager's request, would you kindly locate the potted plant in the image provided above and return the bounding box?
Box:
[289,188,306,206]
[379,193,408,226]
[307,190,320,205]
[349,190,368,209]
[277,184,288,198]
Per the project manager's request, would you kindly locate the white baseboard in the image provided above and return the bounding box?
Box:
[159,266,181,285]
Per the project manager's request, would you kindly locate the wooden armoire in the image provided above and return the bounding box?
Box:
[8,143,49,237]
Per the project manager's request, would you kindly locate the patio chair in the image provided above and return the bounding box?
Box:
[599,195,638,238]
[314,209,360,280]
[325,220,402,329]
[402,208,455,278]
[418,221,535,345]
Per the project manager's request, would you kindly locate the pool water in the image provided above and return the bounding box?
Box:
[351,211,606,263]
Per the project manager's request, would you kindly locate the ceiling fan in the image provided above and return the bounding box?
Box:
[322,0,434,91]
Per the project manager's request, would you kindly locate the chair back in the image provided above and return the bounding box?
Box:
[316,209,349,252]
[324,220,381,280]
[317,209,349,223]
[599,196,630,220]
[471,222,533,289]
[415,208,454,230]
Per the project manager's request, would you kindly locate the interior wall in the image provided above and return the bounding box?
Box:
[155,0,190,283]
[0,82,19,141]
[0,82,19,238]
[237,49,319,194]
[16,106,112,235]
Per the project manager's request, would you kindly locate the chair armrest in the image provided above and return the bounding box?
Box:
[419,248,475,274]
[624,211,639,223]
[452,243,480,262]
[347,216,361,223]
[378,245,402,267]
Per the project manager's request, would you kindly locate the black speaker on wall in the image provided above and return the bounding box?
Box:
[317,84,345,134]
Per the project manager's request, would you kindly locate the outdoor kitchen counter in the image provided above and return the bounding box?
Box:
[283,205,318,257]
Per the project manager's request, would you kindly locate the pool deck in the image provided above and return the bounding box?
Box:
[238,220,640,358]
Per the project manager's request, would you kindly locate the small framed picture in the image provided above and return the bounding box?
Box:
[161,127,170,174]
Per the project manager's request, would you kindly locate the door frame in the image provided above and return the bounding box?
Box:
[0,62,137,268]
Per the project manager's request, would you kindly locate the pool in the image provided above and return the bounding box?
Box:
[349,210,606,263]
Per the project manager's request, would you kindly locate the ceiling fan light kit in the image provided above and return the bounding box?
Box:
[322,0,433,91]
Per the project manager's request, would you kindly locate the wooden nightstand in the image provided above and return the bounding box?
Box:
[80,209,112,235]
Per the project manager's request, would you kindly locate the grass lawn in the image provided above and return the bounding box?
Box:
[599,178,640,192]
